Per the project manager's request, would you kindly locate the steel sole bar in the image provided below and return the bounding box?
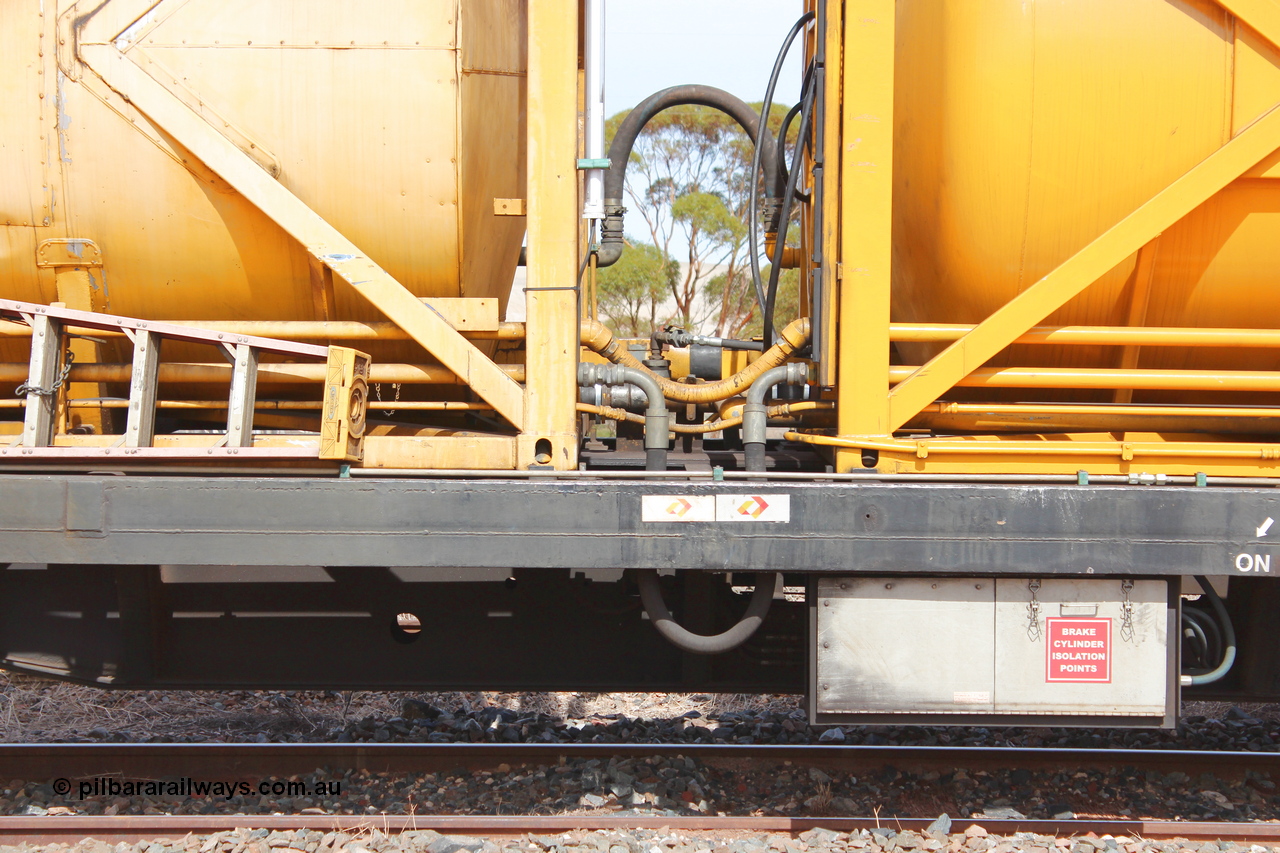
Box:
[0,477,1275,575]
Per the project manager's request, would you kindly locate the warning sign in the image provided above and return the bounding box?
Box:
[1046,617,1111,683]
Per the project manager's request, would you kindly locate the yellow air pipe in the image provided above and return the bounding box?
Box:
[889,323,1280,347]
[0,363,527,384]
[0,319,527,341]
[890,365,1280,392]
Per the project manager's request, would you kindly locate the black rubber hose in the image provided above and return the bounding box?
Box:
[636,570,778,655]
[1180,611,1210,669]
[775,102,803,198]
[1182,606,1222,669]
[762,68,816,348]
[1185,576,1237,685]
[596,85,780,268]
[747,11,816,318]
[774,61,816,199]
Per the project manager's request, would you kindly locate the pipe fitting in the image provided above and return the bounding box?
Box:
[578,382,648,411]
[578,362,669,469]
[743,363,807,472]
[579,317,811,405]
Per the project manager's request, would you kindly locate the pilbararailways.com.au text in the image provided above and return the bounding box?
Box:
[58,777,341,800]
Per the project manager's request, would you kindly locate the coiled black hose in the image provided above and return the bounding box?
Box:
[636,570,778,655]
[596,86,781,268]
[1184,576,1237,685]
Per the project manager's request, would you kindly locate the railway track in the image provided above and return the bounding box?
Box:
[0,744,1278,847]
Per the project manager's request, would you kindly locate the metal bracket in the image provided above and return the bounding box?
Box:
[320,347,371,462]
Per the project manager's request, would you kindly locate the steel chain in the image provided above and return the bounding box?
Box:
[375,381,401,417]
[15,350,74,398]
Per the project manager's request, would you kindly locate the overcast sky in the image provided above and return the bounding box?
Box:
[605,0,805,118]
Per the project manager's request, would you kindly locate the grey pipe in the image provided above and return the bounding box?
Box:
[636,570,778,655]
[1185,575,1237,685]
[579,362,668,471]
[743,363,807,472]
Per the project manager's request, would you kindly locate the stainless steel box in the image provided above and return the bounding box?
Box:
[812,577,1174,727]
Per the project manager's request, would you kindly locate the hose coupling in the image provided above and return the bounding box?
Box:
[578,362,669,464]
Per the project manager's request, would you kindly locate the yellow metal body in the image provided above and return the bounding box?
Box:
[817,0,1280,476]
[6,0,1280,477]
[0,0,586,470]
[0,0,527,344]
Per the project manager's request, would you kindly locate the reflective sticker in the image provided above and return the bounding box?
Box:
[641,495,715,522]
[714,494,790,522]
[641,494,792,522]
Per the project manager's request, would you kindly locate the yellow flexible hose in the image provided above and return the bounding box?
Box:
[580,317,811,403]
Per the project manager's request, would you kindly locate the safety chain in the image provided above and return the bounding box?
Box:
[1120,578,1136,642]
[15,350,74,398]
[1026,578,1042,641]
[375,381,401,417]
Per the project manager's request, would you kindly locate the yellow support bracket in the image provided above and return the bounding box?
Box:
[1218,0,1280,51]
[836,0,895,446]
[885,99,1280,434]
[77,42,527,430]
[319,346,371,463]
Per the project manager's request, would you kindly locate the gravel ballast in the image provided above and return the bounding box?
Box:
[6,826,1280,853]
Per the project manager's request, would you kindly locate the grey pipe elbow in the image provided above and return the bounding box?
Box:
[578,362,669,468]
[743,363,806,471]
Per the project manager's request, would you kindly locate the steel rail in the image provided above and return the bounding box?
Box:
[0,745,1276,843]
[0,742,1274,777]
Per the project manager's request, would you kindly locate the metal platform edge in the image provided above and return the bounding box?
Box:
[0,475,1274,575]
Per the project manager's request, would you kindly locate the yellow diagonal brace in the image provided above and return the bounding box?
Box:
[1218,0,1280,51]
[78,44,526,428]
[886,101,1280,433]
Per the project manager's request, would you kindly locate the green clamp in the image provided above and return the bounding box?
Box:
[1196,472,1208,487]
[339,464,351,479]
[576,158,611,170]
[1076,470,1089,486]
[712,466,725,482]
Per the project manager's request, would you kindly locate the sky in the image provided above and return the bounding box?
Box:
[604,0,804,118]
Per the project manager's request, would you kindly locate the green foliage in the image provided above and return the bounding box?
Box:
[595,238,680,338]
